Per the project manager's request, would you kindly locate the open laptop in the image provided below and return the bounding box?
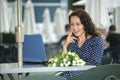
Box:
[23,35,47,65]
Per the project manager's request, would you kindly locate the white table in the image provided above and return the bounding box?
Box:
[0,63,96,80]
[0,63,95,74]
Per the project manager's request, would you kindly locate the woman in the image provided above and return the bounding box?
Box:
[61,9,104,79]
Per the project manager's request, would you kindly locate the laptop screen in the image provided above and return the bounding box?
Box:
[23,35,47,63]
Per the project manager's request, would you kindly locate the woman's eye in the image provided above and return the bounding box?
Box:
[77,23,81,26]
[70,24,74,26]
[70,23,81,27]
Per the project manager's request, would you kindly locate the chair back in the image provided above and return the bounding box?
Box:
[101,57,113,65]
[104,46,120,63]
[69,64,120,80]
[23,35,47,63]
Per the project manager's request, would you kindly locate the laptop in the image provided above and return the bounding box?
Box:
[23,35,47,65]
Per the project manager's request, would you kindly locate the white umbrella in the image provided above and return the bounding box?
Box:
[68,10,73,16]
[61,9,68,26]
[85,0,110,28]
[9,1,17,33]
[53,8,65,41]
[72,0,86,6]
[103,0,120,31]
[0,0,9,33]
[103,0,120,9]
[24,0,36,34]
[42,8,57,43]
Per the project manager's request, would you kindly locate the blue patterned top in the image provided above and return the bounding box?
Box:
[61,36,104,79]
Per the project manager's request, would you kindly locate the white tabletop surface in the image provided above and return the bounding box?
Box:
[0,63,96,74]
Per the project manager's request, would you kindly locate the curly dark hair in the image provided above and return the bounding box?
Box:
[69,9,101,38]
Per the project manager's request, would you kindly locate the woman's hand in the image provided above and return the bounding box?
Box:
[63,32,77,52]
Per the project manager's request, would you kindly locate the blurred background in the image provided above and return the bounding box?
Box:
[0,0,120,61]
[0,1,120,79]
[0,0,120,44]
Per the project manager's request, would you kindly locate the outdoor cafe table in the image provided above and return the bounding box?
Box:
[0,63,96,74]
[0,63,96,80]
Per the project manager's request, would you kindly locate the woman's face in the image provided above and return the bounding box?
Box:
[70,16,85,37]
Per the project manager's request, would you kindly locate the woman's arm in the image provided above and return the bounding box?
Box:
[86,37,104,65]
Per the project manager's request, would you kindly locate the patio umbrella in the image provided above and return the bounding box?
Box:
[62,9,68,26]
[42,8,57,43]
[72,0,86,6]
[103,0,120,33]
[103,0,120,9]
[53,8,65,41]
[9,1,17,33]
[0,0,9,33]
[85,0,110,28]
[23,0,36,35]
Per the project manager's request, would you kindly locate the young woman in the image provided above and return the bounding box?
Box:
[61,9,104,79]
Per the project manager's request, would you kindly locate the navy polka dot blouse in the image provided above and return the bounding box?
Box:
[61,36,104,79]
